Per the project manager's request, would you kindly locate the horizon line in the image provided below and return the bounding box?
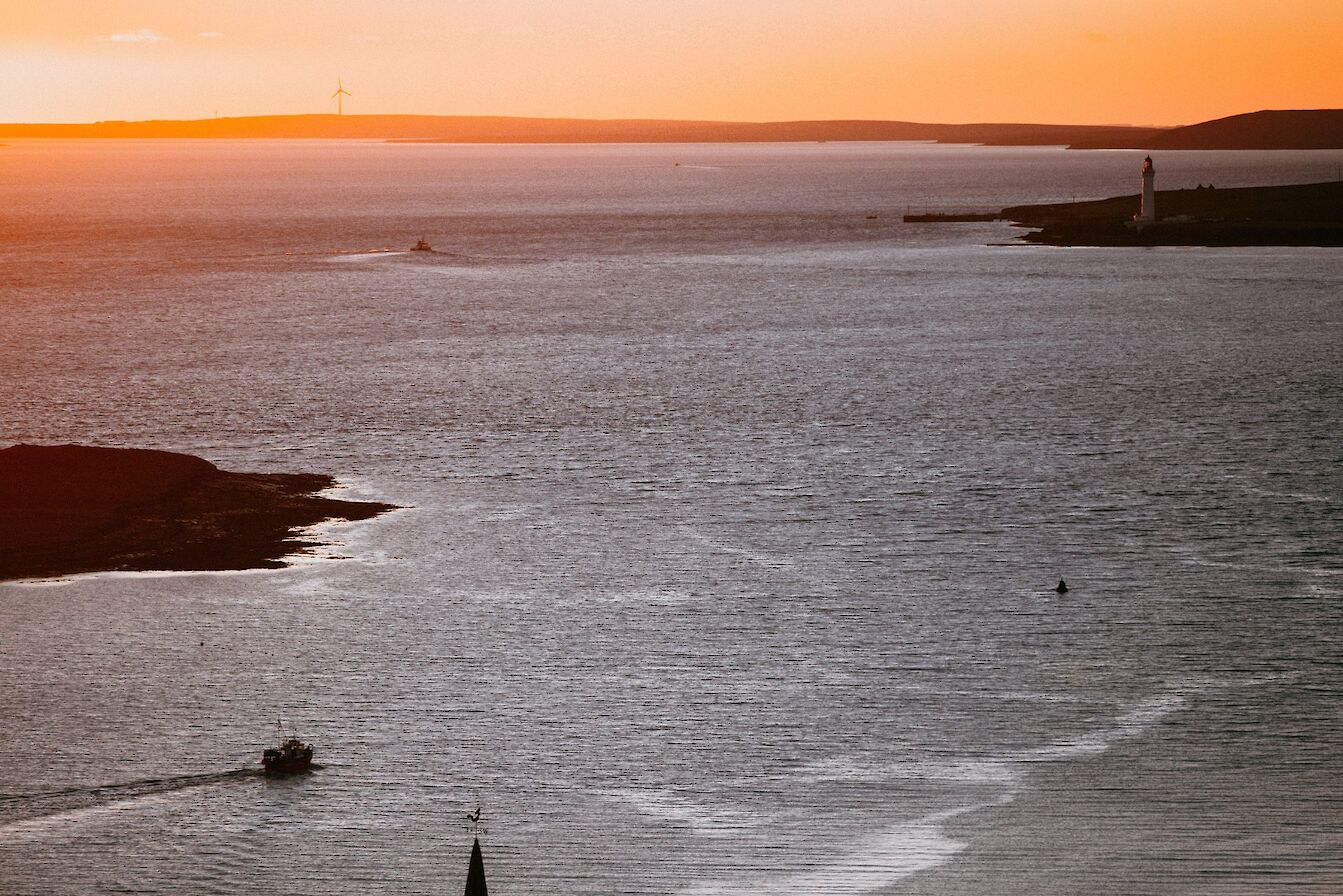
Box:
[4,109,1337,152]
[0,111,1183,129]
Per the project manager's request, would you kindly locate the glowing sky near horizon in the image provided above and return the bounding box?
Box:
[2,0,1340,125]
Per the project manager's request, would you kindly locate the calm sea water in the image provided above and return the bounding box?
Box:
[1,141,1340,895]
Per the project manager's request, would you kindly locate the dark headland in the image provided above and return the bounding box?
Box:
[0,444,396,582]
[1003,180,1343,246]
[0,109,1338,149]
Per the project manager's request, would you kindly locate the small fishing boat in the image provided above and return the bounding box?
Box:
[412,239,433,252]
[261,726,313,776]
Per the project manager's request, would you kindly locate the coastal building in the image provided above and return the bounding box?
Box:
[1136,155,1156,224]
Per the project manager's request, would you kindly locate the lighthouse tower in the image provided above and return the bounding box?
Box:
[1136,156,1156,224]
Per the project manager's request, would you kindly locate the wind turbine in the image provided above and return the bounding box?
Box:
[332,77,352,115]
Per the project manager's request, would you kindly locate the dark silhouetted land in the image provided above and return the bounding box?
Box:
[1145,109,1343,150]
[0,444,396,582]
[0,114,1160,146]
[1,109,1338,148]
[3,109,1339,148]
[1001,181,1343,246]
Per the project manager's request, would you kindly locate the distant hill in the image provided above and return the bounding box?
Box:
[0,114,1160,147]
[0,110,1336,148]
[1141,110,1343,150]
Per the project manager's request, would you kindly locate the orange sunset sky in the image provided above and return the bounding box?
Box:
[2,0,1340,126]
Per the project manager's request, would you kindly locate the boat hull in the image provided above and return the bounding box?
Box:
[261,756,312,776]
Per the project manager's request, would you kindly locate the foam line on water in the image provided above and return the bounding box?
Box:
[0,768,259,831]
[793,755,1019,786]
[2,565,298,588]
[0,792,187,841]
[690,687,1206,894]
[602,787,767,837]
[326,251,406,262]
[1006,691,1190,764]
[677,802,1001,896]
[676,525,797,570]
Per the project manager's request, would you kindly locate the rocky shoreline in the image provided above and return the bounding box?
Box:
[0,444,397,582]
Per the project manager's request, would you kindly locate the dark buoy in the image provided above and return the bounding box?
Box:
[1055,579,1068,594]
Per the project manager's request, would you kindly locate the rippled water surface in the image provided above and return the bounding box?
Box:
[1,141,1341,894]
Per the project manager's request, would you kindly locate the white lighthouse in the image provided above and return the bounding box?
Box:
[1136,155,1156,224]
